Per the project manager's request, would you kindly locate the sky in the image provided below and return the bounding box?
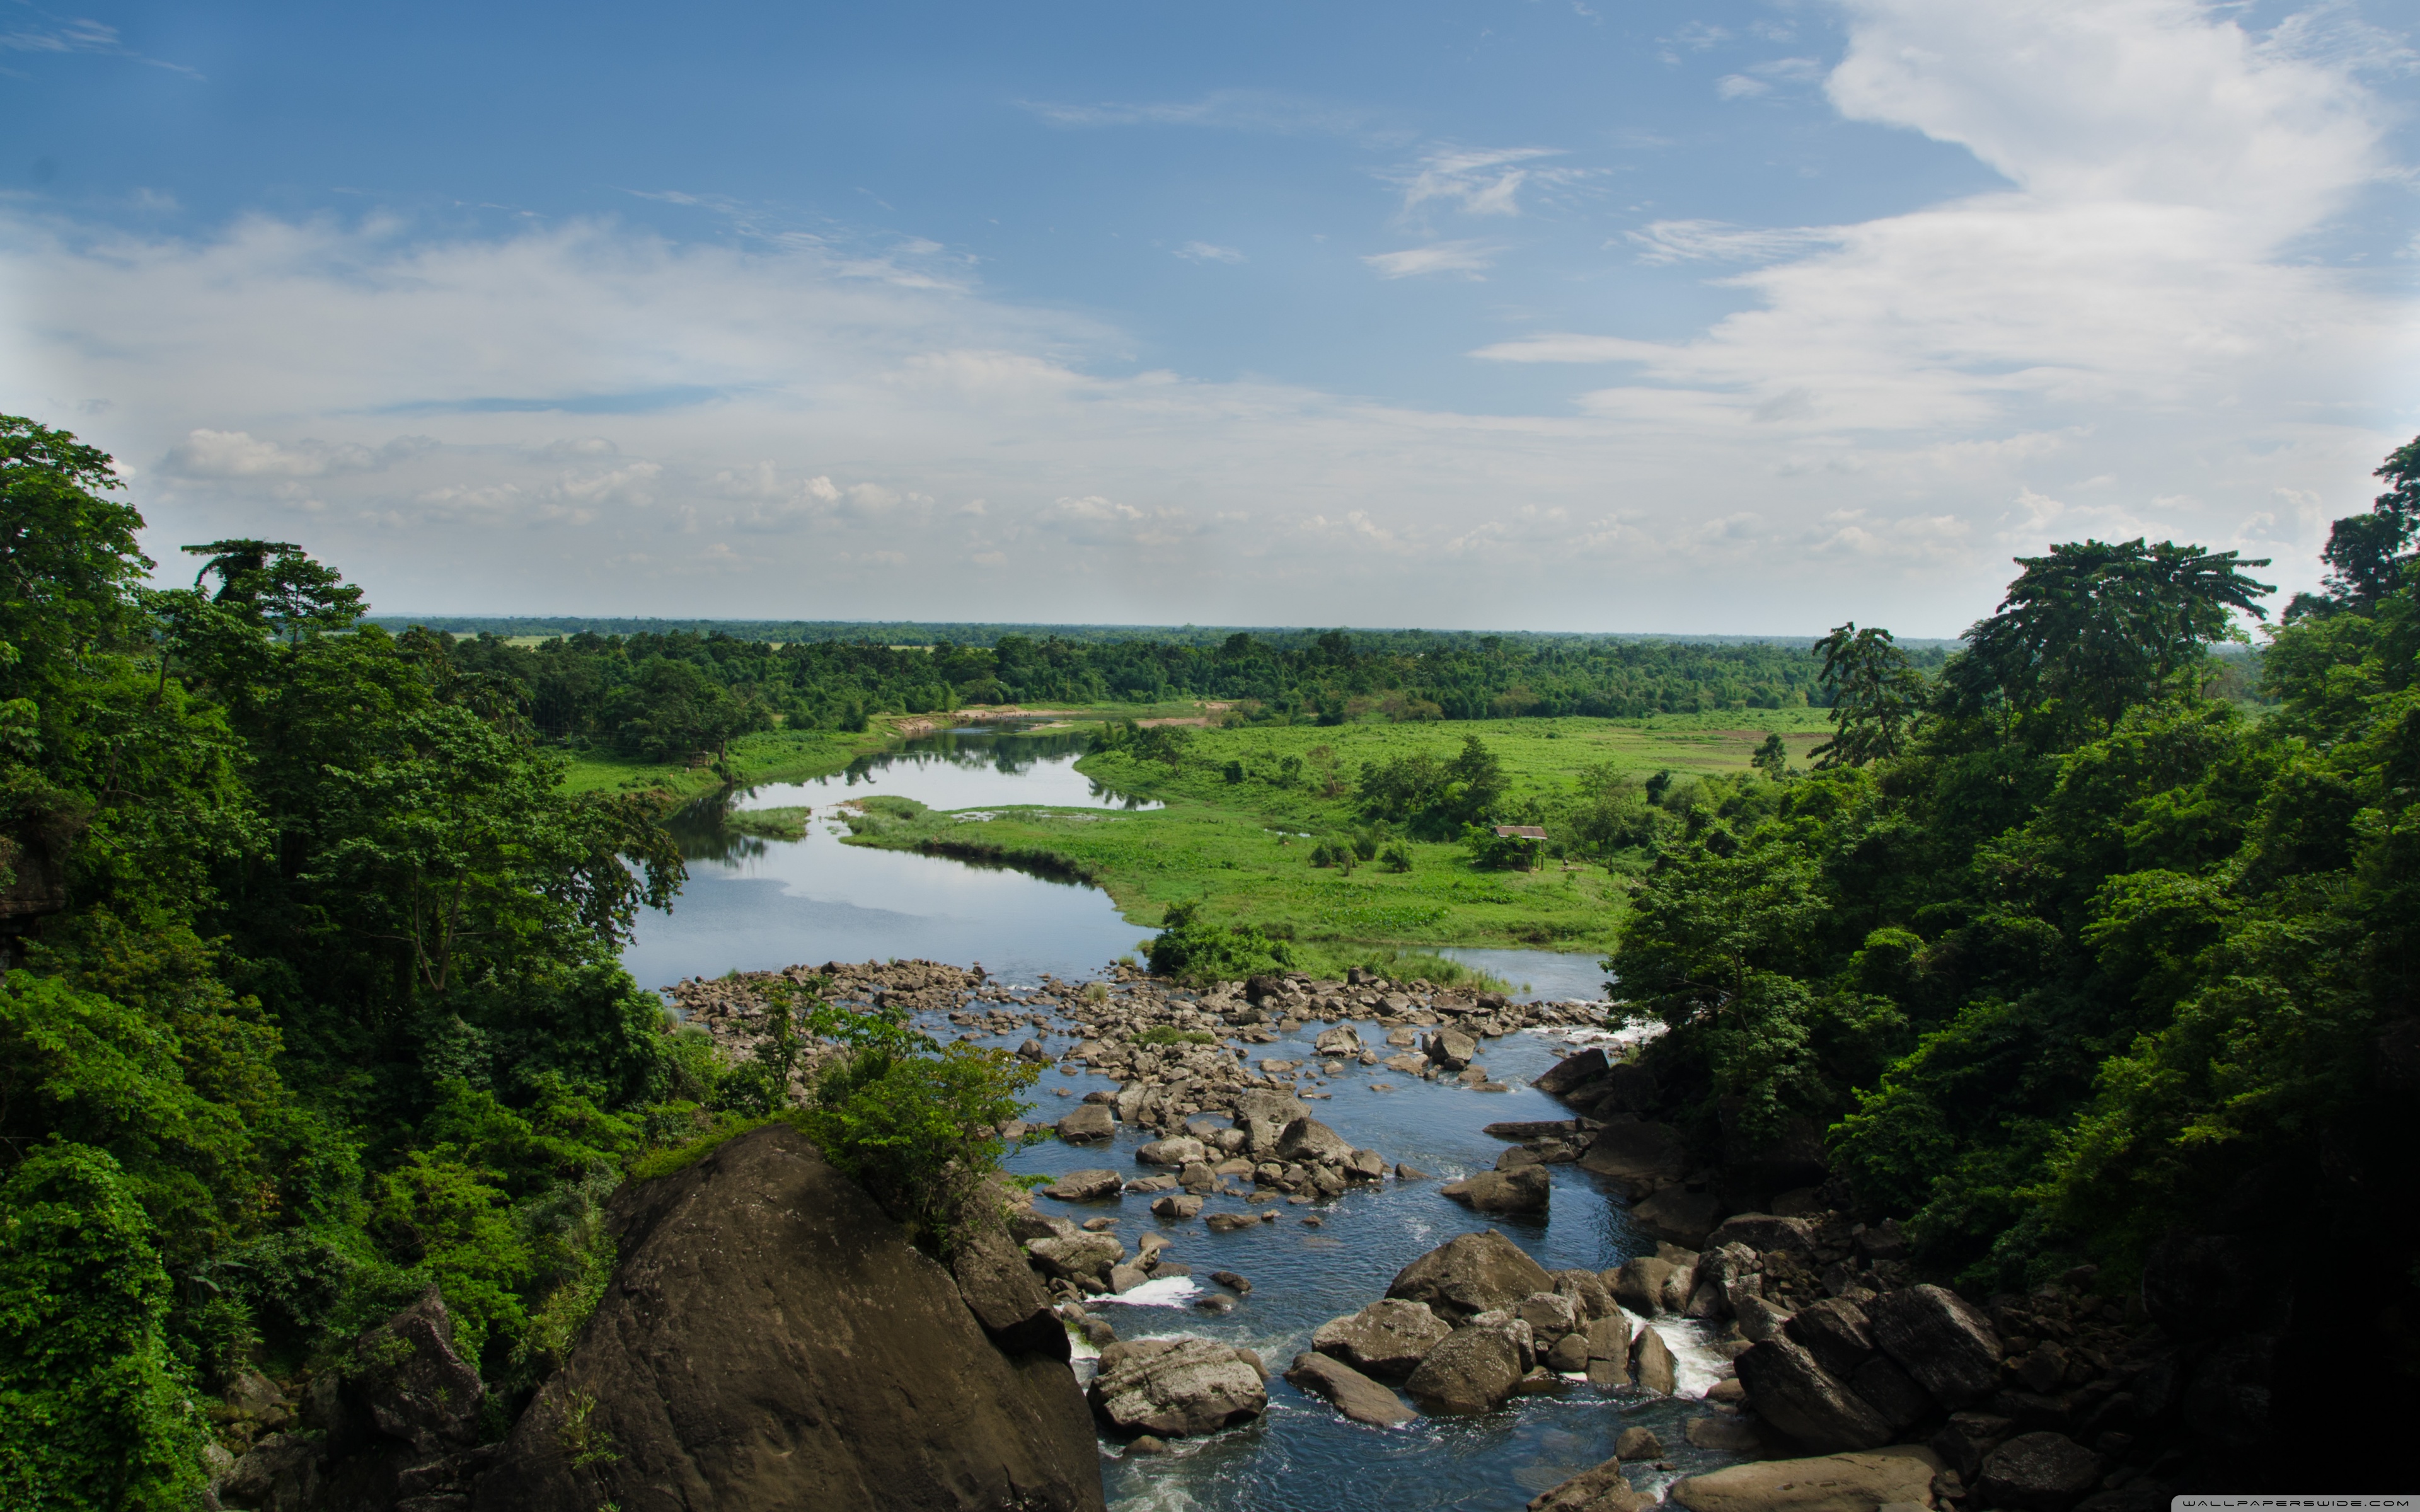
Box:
[3,0,2416,635]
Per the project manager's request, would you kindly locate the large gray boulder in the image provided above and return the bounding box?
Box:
[1608,1255,1675,1315]
[1311,1025,1363,1057]
[1056,1104,1115,1143]
[1575,1121,1688,1196]
[1670,1445,1943,1512]
[470,1123,1102,1512]
[1586,1313,1633,1387]
[1027,1233,1125,1285]
[1706,1213,1818,1255]
[1041,1169,1123,1202]
[1978,1431,2102,1512]
[1426,1028,1478,1070]
[1235,1091,1310,1156]
[951,1217,1067,1359]
[1311,1298,1454,1383]
[1783,1297,1874,1379]
[1386,1230,1555,1322]
[1441,1165,1551,1215]
[1136,1136,1206,1167]
[1276,1115,1354,1165]
[1088,1337,1269,1439]
[1630,1325,1677,1395]
[1735,1334,1893,1453]
[1403,1326,1524,1413]
[1866,1284,2003,1408]
[1284,1351,1415,1429]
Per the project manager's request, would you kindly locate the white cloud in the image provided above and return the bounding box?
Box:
[1175,241,1245,263]
[1,0,2411,633]
[1363,241,1504,279]
[1716,75,1770,100]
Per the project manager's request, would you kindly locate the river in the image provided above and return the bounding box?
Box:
[619,725,1729,1512]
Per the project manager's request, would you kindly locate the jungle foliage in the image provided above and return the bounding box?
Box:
[1612,447,2419,1353]
[0,415,1018,1504]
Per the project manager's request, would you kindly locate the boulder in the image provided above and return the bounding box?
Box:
[1527,1454,1646,1512]
[1582,1063,1659,1115]
[1575,1121,1688,1196]
[1386,1230,1555,1322]
[219,1433,321,1511]
[1442,1166,1552,1215]
[469,1123,1102,1512]
[1670,1445,1944,1512]
[349,1286,485,1455]
[1688,1416,1768,1453]
[1056,1104,1116,1143]
[1150,1193,1203,1220]
[1585,1314,1632,1387]
[1550,1268,1616,1322]
[1978,1431,2102,1512]
[1630,1325,1677,1395]
[1088,1337,1269,1439]
[1312,1298,1454,1383]
[1284,1351,1415,1429]
[952,1218,1067,1358]
[1136,1136,1206,1167]
[1735,1334,1893,1452]
[1517,1291,1582,1344]
[1276,1116,1354,1165]
[1784,1298,1875,1379]
[1532,1048,1609,1095]
[1610,1256,1676,1315]
[1235,1090,1311,1156]
[1852,1220,1908,1263]
[1312,1025,1363,1057]
[1027,1233,1125,1285]
[1631,1186,1724,1247]
[1865,1285,2003,1408]
[1736,1295,1792,1344]
[1403,1326,1525,1413]
[1707,1213,1818,1256]
[1344,1148,1388,1181]
[1042,1168,1124,1202]
[1204,1212,1258,1234]
[1615,1426,1664,1460]
[1426,1028,1478,1070]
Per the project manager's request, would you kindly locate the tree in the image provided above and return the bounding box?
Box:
[1809,624,1925,767]
[2285,438,2420,619]
[1946,539,2273,733]
[1752,733,1790,781]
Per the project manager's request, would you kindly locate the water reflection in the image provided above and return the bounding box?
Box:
[727,726,1161,816]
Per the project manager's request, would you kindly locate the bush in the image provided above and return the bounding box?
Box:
[1380,842,1414,873]
[0,1144,209,1512]
[1130,1026,1216,1047]
[1145,901,1296,984]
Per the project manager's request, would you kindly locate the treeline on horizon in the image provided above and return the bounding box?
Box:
[421,622,1957,764]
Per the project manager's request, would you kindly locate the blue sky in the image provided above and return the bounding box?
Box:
[4,0,2416,632]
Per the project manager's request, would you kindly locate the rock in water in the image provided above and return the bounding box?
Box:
[1403,1326,1524,1413]
[1027,1233,1126,1285]
[1865,1284,2004,1408]
[1386,1230,1555,1322]
[1574,1121,1687,1195]
[1608,1256,1674,1315]
[1585,1314,1632,1387]
[1136,1136,1207,1166]
[1526,1453,1645,1512]
[1614,1426,1663,1460]
[1669,1445,1944,1512]
[470,1124,1102,1512]
[1630,1188,1724,1248]
[1276,1115,1354,1164]
[1630,1325,1677,1395]
[1312,1298,1454,1382]
[1734,1334,1893,1453]
[1235,1090,1310,1156]
[1978,1431,2102,1512]
[1042,1167,1124,1201]
[1531,1046,1608,1095]
[1057,1104,1116,1143]
[951,1218,1068,1360]
[1285,1352,1416,1428]
[1088,1337,1269,1438]
[1440,1165,1552,1215]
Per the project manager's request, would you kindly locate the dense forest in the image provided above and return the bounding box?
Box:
[423,622,1941,763]
[0,416,725,1506]
[1608,445,2419,1435]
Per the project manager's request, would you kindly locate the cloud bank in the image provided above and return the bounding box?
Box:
[1,0,2412,633]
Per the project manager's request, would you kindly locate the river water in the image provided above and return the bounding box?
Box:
[618,727,1730,1511]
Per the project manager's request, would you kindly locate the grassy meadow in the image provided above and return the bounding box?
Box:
[839,708,1836,956]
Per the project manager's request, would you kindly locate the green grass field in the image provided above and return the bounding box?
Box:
[839,709,1836,955]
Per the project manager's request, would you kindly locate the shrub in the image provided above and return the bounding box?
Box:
[1144,901,1296,983]
[1130,1026,1216,1048]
